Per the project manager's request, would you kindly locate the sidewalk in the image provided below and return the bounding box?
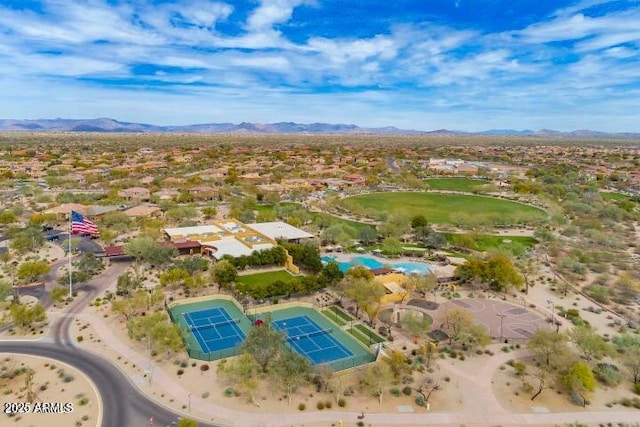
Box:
[77,311,640,427]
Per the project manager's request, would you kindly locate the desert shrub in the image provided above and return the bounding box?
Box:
[634,384,640,395]
[223,388,235,397]
[570,391,586,407]
[76,335,83,342]
[63,375,74,383]
[337,398,346,407]
[415,396,426,406]
[325,401,332,409]
[200,364,210,372]
[402,386,412,396]
[390,388,401,397]
[594,363,622,386]
[298,403,306,411]
[316,401,325,410]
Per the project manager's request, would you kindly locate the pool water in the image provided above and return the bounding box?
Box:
[322,255,430,275]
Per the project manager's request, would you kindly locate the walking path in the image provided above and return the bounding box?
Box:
[73,306,639,427]
[19,260,638,427]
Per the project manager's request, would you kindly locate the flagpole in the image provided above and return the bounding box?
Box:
[68,211,72,298]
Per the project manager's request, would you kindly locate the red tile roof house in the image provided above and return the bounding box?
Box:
[344,174,366,185]
[118,187,151,202]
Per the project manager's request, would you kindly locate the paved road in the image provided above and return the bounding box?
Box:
[2,260,221,427]
[0,341,198,427]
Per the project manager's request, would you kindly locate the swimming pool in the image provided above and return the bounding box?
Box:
[321,255,431,275]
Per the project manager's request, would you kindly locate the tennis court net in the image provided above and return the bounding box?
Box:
[189,318,241,332]
[285,327,333,340]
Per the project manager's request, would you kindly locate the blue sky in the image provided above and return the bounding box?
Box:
[0,0,638,131]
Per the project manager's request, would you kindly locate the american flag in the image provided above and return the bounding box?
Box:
[71,210,99,235]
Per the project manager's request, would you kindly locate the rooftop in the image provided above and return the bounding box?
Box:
[247,222,314,241]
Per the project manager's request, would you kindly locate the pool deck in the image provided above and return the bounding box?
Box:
[321,252,448,276]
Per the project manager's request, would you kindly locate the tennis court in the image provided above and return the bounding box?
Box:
[183,307,246,354]
[273,315,353,365]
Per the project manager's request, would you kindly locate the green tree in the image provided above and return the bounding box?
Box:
[318,261,343,287]
[166,206,198,223]
[16,260,50,284]
[411,215,429,229]
[361,361,394,404]
[174,256,210,275]
[612,333,640,384]
[485,254,524,293]
[528,329,569,367]
[111,291,148,321]
[116,271,142,297]
[240,322,286,373]
[562,361,595,406]
[402,311,432,342]
[211,259,237,290]
[442,307,490,349]
[378,213,411,239]
[201,206,218,219]
[569,325,611,362]
[217,354,261,405]
[381,237,402,256]
[342,277,385,318]
[127,312,184,356]
[159,268,190,290]
[75,253,103,277]
[50,287,68,304]
[270,350,312,405]
[383,350,412,382]
[100,211,131,232]
[407,273,437,299]
[357,227,378,245]
[9,303,46,331]
[124,236,177,278]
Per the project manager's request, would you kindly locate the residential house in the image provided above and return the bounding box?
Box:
[123,204,163,219]
[118,187,151,202]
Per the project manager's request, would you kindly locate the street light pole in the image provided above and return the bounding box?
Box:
[546,299,555,328]
[146,335,153,385]
[496,313,507,343]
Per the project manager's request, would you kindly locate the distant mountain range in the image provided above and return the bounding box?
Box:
[1,118,639,139]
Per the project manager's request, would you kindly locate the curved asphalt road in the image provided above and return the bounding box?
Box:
[1,260,221,427]
[1,341,188,427]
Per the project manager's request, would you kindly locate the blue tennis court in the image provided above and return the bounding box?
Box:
[183,307,246,354]
[272,315,353,365]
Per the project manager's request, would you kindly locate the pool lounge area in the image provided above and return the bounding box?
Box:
[322,254,431,275]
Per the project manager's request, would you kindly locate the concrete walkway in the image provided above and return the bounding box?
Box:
[40,262,638,427]
[75,311,640,427]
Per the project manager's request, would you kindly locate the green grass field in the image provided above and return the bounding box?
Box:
[237,270,296,287]
[339,192,546,226]
[424,178,491,192]
[443,233,537,254]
